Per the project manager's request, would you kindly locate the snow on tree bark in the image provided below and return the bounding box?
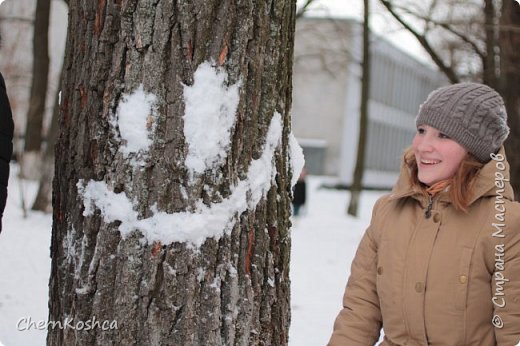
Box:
[48,1,297,345]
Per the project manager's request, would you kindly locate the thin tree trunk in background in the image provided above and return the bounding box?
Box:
[22,0,51,179]
[32,70,61,212]
[500,1,520,201]
[48,1,295,345]
[32,0,69,212]
[348,0,370,217]
[483,0,498,88]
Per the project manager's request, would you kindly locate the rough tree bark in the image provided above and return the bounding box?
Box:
[347,0,370,217]
[48,1,296,345]
[22,0,51,179]
[500,1,520,200]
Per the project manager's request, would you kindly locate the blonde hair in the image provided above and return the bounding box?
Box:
[403,147,484,213]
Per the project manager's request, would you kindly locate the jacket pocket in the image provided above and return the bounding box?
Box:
[454,246,473,311]
[376,240,395,311]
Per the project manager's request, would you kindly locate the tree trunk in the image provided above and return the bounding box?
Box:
[22,0,51,179]
[500,1,520,200]
[48,1,296,345]
[348,0,370,217]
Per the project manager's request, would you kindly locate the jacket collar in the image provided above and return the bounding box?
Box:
[389,146,514,207]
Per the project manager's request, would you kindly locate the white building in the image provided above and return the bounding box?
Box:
[292,17,447,188]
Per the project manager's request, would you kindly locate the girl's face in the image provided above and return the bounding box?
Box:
[412,125,467,186]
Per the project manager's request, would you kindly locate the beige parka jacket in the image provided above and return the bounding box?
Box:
[329,148,520,346]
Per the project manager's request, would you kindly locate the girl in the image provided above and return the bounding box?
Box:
[329,83,520,345]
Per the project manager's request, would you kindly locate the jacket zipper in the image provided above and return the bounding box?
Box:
[425,194,433,219]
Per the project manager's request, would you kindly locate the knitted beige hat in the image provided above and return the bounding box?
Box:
[416,83,509,162]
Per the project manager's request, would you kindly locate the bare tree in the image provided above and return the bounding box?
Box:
[31,71,61,212]
[348,0,371,217]
[48,1,296,345]
[22,0,51,179]
[32,0,70,213]
[379,0,462,83]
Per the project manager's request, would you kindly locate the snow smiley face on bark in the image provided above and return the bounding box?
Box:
[112,84,158,168]
[182,62,241,182]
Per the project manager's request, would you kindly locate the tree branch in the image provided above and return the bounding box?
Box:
[296,0,318,19]
[391,4,486,59]
[379,0,460,83]
[0,16,34,24]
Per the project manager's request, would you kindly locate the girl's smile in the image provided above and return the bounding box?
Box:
[412,125,467,186]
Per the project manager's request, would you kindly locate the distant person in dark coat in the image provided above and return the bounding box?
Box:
[0,71,14,233]
[292,168,307,217]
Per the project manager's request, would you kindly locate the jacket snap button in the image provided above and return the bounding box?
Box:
[459,275,468,284]
[415,282,424,293]
[377,266,383,275]
[433,214,440,223]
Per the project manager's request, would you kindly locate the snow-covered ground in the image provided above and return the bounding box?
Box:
[289,178,383,345]
[0,165,385,346]
[0,167,52,346]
